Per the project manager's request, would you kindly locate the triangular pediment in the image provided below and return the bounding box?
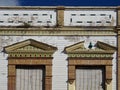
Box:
[65,41,116,54]
[95,41,116,51]
[65,41,85,52]
[4,39,57,53]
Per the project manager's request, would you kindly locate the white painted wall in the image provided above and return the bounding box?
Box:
[0,9,117,27]
[0,10,56,26]
[0,36,117,90]
[64,10,116,26]
[0,53,8,90]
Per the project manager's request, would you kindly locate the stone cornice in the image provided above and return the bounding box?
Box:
[0,6,57,10]
[116,26,120,35]
[67,53,113,59]
[0,6,117,10]
[0,27,116,36]
[8,52,54,58]
[66,50,115,54]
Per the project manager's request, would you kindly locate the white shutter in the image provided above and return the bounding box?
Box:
[76,67,104,90]
[16,66,44,90]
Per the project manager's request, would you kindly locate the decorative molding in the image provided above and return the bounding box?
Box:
[4,39,57,57]
[65,41,116,88]
[68,79,74,84]
[0,6,117,10]
[8,53,53,58]
[96,41,116,50]
[67,54,113,58]
[65,41,116,58]
[6,39,56,90]
[0,27,116,36]
[106,79,112,84]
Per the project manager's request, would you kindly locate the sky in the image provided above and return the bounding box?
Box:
[0,0,120,6]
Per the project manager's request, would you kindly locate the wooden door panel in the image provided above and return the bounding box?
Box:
[76,67,105,90]
[16,66,44,90]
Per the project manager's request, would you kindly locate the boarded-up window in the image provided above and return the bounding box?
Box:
[16,65,45,90]
[76,66,105,90]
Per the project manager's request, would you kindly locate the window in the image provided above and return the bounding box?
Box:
[4,39,57,90]
[16,65,45,90]
[65,41,116,90]
[76,66,105,90]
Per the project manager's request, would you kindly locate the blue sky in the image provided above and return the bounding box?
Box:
[0,0,120,6]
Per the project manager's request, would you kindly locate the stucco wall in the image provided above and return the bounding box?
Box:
[0,36,116,90]
[64,10,116,26]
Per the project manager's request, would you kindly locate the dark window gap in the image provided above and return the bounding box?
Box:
[109,15,111,19]
[18,21,23,23]
[23,14,28,16]
[76,21,82,23]
[8,21,14,23]
[13,14,19,16]
[106,21,111,23]
[96,21,102,23]
[28,21,32,23]
[47,21,51,23]
[50,15,52,18]
[80,14,85,16]
[4,14,9,16]
[0,21,4,23]
[87,21,92,23]
[100,14,106,16]
[37,21,42,23]
[33,14,38,16]
[71,14,76,16]
[90,14,96,16]
[42,14,47,16]
[70,18,72,22]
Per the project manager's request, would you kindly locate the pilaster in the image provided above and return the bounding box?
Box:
[57,6,65,27]
[117,6,120,90]
[117,7,120,26]
[8,65,16,90]
[117,25,120,90]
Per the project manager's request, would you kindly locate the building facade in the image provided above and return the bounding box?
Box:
[0,6,119,90]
